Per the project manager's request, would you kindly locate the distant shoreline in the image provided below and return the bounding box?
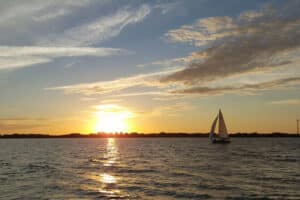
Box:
[0,132,299,139]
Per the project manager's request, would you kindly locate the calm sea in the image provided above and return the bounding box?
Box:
[0,138,299,200]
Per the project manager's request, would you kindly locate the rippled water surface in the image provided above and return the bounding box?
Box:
[0,138,299,199]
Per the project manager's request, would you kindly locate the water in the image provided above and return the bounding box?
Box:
[0,138,299,200]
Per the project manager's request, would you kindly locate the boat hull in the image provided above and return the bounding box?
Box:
[212,138,231,144]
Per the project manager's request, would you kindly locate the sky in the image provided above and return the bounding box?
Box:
[0,0,299,134]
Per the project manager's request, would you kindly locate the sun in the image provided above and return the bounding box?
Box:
[95,112,127,133]
[94,104,132,133]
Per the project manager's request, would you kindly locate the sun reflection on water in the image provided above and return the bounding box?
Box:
[84,138,126,198]
[100,173,117,184]
[98,138,125,197]
[104,138,117,167]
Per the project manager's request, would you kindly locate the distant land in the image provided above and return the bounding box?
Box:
[0,132,299,138]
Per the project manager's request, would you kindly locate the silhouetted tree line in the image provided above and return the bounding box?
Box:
[0,132,299,138]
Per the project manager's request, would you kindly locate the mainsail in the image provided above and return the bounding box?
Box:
[218,109,228,138]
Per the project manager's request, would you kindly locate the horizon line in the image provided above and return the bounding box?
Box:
[1,132,299,138]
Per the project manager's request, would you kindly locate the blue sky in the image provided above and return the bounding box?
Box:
[0,0,299,134]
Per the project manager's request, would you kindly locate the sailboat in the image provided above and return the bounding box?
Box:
[209,109,230,143]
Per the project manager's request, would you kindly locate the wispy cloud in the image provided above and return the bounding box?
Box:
[0,0,93,25]
[32,8,70,22]
[154,1,180,15]
[0,1,174,47]
[0,57,50,70]
[165,16,237,47]
[0,46,126,57]
[40,4,151,46]
[48,70,300,100]
[149,102,192,117]
[0,117,49,132]
[0,1,175,71]
[270,99,300,105]
[0,116,87,133]
[0,117,48,121]
[0,46,126,70]
[0,1,157,70]
[47,68,179,95]
[93,103,135,119]
[100,99,123,104]
[93,104,129,113]
[136,56,189,69]
[171,77,300,96]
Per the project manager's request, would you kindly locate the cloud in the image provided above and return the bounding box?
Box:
[46,1,300,101]
[0,57,50,70]
[0,116,86,133]
[0,1,145,70]
[171,77,300,96]
[0,1,175,47]
[0,46,126,57]
[154,2,179,15]
[165,17,238,46]
[48,67,300,99]
[110,91,165,98]
[149,102,192,117]
[0,0,93,26]
[0,123,45,131]
[0,117,47,121]
[31,0,95,22]
[93,104,135,119]
[100,99,123,104]
[47,68,179,95]
[162,1,300,84]
[270,99,300,105]
[0,46,126,70]
[165,16,237,47]
[0,2,173,70]
[93,104,129,113]
[0,117,49,132]
[136,56,189,69]
[40,4,151,46]
[32,8,70,22]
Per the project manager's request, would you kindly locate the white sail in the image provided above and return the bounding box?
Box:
[218,109,228,138]
[210,115,218,141]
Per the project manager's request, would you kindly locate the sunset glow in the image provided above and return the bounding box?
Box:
[0,0,299,134]
[1,1,299,199]
[94,104,132,133]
